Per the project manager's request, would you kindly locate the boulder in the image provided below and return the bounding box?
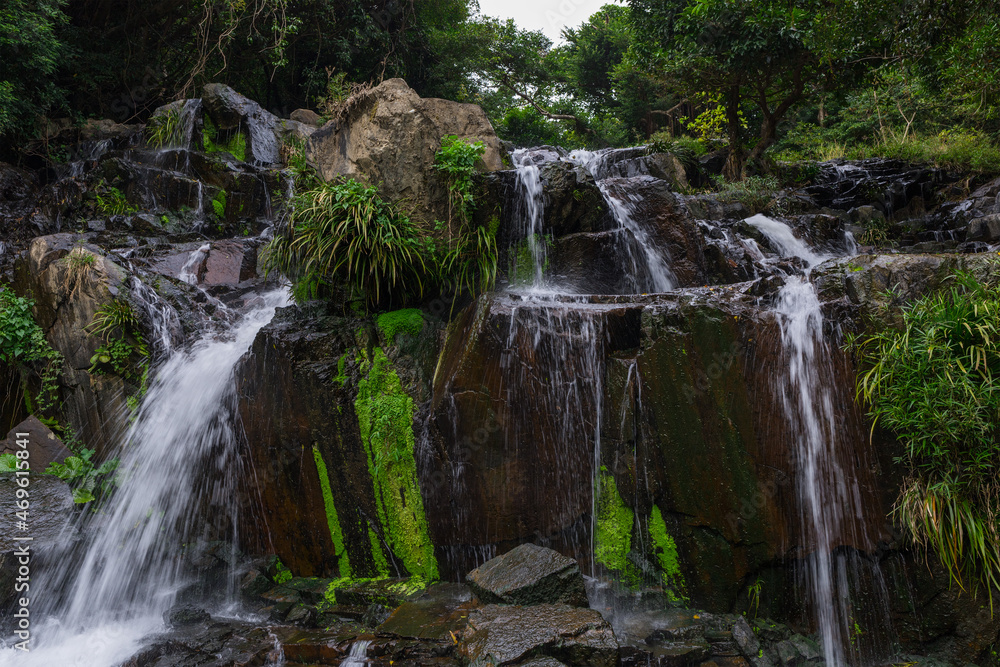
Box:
[546,229,651,295]
[459,603,619,667]
[966,213,1000,242]
[305,78,504,227]
[0,416,73,471]
[466,543,589,607]
[290,108,322,127]
[202,83,282,165]
[14,234,130,453]
[539,161,614,237]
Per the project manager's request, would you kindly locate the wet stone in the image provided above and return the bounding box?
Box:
[466,543,589,607]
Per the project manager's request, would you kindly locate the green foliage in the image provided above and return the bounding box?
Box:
[45,448,119,504]
[203,116,246,162]
[747,576,764,618]
[272,558,292,584]
[311,446,352,578]
[262,178,427,307]
[856,272,1000,598]
[355,347,438,581]
[376,309,425,342]
[435,135,485,226]
[0,0,67,138]
[594,468,640,586]
[0,288,63,413]
[0,453,18,473]
[87,299,149,382]
[95,186,136,216]
[212,189,227,219]
[146,107,183,148]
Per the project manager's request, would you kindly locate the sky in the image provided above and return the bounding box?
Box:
[476,0,615,42]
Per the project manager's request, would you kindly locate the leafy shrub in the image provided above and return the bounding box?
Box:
[45,448,119,504]
[435,135,485,227]
[0,288,62,412]
[87,299,149,383]
[649,132,708,169]
[95,186,136,216]
[0,453,17,472]
[857,272,1000,596]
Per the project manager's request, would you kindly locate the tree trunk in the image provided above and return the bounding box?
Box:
[722,85,744,181]
[745,115,779,174]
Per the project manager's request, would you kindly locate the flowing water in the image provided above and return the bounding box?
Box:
[340,638,372,666]
[0,289,289,667]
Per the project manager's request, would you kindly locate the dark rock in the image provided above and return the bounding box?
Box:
[361,603,392,628]
[732,617,775,667]
[546,229,650,294]
[467,543,589,607]
[202,83,281,165]
[539,160,614,236]
[0,416,73,470]
[166,604,211,627]
[458,603,619,667]
[291,108,322,126]
[378,583,474,640]
[287,603,319,626]
[966,213,1000,242]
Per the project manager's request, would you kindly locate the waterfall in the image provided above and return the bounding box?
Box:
[751,214,892,665]
[0,289,290,667]
[340,638,372,666]
[511,149,549,292]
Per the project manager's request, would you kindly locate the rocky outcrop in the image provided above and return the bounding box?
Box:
[305,78,504,226]
[539,161,614,236]
[466,543,588,607]
[14,234,131,453]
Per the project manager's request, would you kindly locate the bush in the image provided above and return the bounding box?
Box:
[714,175,780,214]
[0,287,62,412]
[263,178,428,306]
[857,272,1000,597]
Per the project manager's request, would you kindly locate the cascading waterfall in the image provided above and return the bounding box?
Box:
[749,214,892,665]
[340,638,372,666]
[1,289,290,667]
[511,149,549,291]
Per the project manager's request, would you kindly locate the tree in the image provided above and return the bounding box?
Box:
[0,0,67,138]
[629,0,876,178]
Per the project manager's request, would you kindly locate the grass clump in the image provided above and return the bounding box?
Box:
[95,186,136,216]
[86,299,149,384]
[857,271,1000,600]
[146,107,182,148]
[715,175,780,215]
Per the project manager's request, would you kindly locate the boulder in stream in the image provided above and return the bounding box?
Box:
[0,415,73,470]
[466,543,589,607]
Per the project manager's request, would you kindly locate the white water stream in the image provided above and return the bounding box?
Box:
[0,289,289,667]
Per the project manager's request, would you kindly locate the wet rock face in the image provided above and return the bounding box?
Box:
[539,161,614,236]
[466,543,588,607]
[14,234,131,453]
[459,604,619,667]
[0,474,73,625]
[202,83,283,165]
[305,78,504,227]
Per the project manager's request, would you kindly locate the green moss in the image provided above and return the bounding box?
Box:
[376,309,425,342]
[649,505,685,599]
[311,445,352,578]
[368,526,390,578]
[212,189,227,218]
[273,558,292,584]
[203,116,247,162]
[355,347,438,582]
[333,353,348,387]
[595,468,640,585]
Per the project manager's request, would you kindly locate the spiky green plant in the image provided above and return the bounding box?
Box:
[146,107,182,148]
[263,178,427,307]
[856,271,1000,601]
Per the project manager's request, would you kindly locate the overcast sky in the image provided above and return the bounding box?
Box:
[476,0,616,42]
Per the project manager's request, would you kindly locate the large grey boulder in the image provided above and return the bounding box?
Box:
[14,234,130,453]
[305,78,504,226]
[459,603,619,667]
[466,543,589,607]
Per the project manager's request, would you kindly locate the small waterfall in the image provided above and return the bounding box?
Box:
[3,289,290,667]
[341,638,372,666]
[511,149,548,291]
[129,275,184,358]
[179,243,211,285]
[751,214,892,665]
